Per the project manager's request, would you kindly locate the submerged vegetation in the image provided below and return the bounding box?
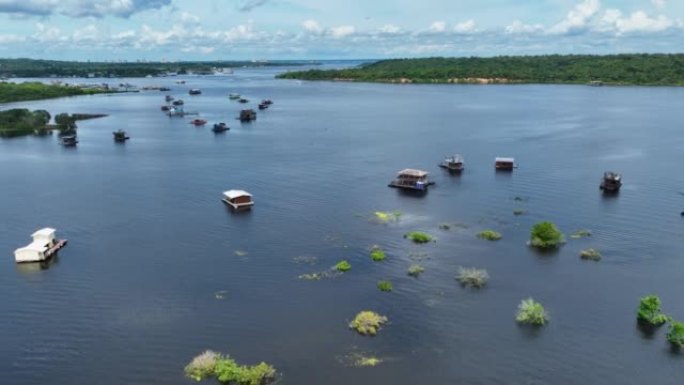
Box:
[404,231,434,244]
[571,229,593,239]
[349,311,388,336]
[455,267,489,288]
[184,350,276,385]
[373,210,402,223]
[335,260,352,272]
[407,264,425,277]
[516,298,549,326]
[667,321,684,349]
[277,54,684,86]
[580,248,602,261]
[377,280,393,292]
[477,230,502,241]
[637,295,670,326]
[529,221,565,249]
[370,246,387,262]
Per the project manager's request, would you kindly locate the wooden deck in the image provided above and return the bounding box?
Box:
[45,239,68,258]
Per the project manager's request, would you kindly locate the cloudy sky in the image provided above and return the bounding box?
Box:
[0,0,682,60]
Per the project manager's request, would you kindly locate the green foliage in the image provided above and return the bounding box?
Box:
[530,221,565,249]
[0,108,55,137]
[516,298,549,326]
[335,260,351,272]
[404,231,434,244]
[455,267,489,288]
[373,210,401,223]
[667,321,684,348]
[185,350,220,381]
[349,311,388,336]
[637,295,670,326]
[407,264,425,277]
[277,54,684,86]
[477,230,502,241]
[370,246,386,261]
[377,280,393,292]
[213,357,276,385]
[0,82,107,104]
[580,248,602,261]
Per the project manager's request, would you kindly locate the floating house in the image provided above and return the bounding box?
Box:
[189,89,202,95]
[222,190,254,210]
[14,228,67,263]
[113,130,130,142]
[388,169,434,191]
[190,119,207,126]
[212,123,229,133]
[600,171,622,192]
[439,155,464,172]
[240,109,257,122]
[61,135,78,147]
[495,157,515,170]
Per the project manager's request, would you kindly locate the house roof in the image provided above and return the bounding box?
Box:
[397,169,428,177]
[495,157,515,163]
[16,240,48,253]
[223,190,252,199]
[32,228,56,238]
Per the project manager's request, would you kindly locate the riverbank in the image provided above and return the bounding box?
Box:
[0,82,114,104]
[277,54,684,86]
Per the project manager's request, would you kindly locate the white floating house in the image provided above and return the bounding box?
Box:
[495,157,516,170]
[14,228,67,263]
[222,190,254,210]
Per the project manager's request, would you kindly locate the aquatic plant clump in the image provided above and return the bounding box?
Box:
[377,280,393,292]
[529,221,565,249]
[516,298,549,326]
[338,351,384,367]
[637,295,670,326]
[513,209,526,216]
[373,211,402,223]
[404,231,434,244]
[213,357,276,385]
[455,267,489,288]
[370,246,387,262]
[571,229,592,239]
[477,230,502,241]
[667,321,684,349]
[407,264,425,277]
[349,311,388,336]
[580,248,602,261]
[439,223,451,230]
[184,350,220,381]
[335,260,351,272]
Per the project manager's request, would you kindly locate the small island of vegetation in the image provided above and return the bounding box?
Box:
[349,311,388,336]
[0,81,111,104]
[516,298,549,326]
[529,221,565,249]
[277,54,684,86]
[184,350,276,385]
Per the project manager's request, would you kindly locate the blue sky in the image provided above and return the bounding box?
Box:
[0,0,682,60]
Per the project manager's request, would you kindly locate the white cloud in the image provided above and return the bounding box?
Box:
[0,0,172,18]
[302,19,323,34]
[72,24,98,42]
[602,9,674,34]
[180,11,200,25]
[378,24,400,34]
[651,0,666,10]
[330,25,355,38]
[429,21,446,33]
[548,0,601,34]
[453,20,476,34]
[505,20,545,34]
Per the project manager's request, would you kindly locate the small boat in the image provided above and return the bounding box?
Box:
[600,171,622,192]
[159,87,171,91]
[189,89,202,95]
[14,228,68,263]
[495,157,516,170]
[113,130,130,142]
[261,99,273,105]
[176,80,186,84]
[388,169,434,191]
[61,135,78,147]
[167,107,186,117]
[190,119,207,126]
[229,93,241,100]
[239,109,257,122]
[165,95,174,102]
[439,155,464,172]
[258,102,268,110]
[161,105,171,111]
[238,98,249,104]
[212,123,229,133]
[222,190,254,210]
[172,99,184,106]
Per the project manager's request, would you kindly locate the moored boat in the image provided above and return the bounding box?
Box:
[212,123,229,133]
[238,98,249,104]
[495,157,515,170]
[14,228,68,263]
[113,130,130,142]
[165,95,174,102]
[439,154,464,172]
[388,169,434,191]
[190,118,207,126]
[61,135,78,147]
[258,102,268,110]
[229,93,241,100]
[600,171,622,192]
[161,105,171,111]
[222,190,254,210]
[189,89,202,95]
[172,99,184,106]
[239,109,257,122]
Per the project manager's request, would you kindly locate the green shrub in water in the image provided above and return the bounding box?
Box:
[370,246,386,262]
[335,260,351,272]
[580,248,602,261]
[407,264,425,277]
[374,211,401,223]
[404,231,434,243]
[516,298,549,326]
[477,230,502,241]
[377,280,393,292]
[637,295,670,326]
[667,321,684,349]
[184,351,276,385]
[349,311,388,336]
[185,350,220,381]
[455,267,489,288]
[530,221,565,249]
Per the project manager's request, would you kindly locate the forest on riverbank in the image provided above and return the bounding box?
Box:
[277,54,684,86]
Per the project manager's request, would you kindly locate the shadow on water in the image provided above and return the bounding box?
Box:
[516,323,546,341]
[15,256,60,275]
[636,319,663,340]
[396,189,428,198]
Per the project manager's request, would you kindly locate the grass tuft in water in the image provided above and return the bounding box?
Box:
[571,229,592,239]
[580,248,602,261]
[377,280,393,292]
[513,209,526,216]
[404,231,434,243]
[516,298,549,326]
[214,357,276,385]
[477,230,502,241]
[439,223,451,230]
[370,246,386,262]
[407,264,425,277]
[339,351,384,367]
[349,311,388,336]
[637,295,670,326]
[373,210,402,223]
[335,260,351,272]
[667,321,684,349]
[455,267,489,288]
[529,221,565,249]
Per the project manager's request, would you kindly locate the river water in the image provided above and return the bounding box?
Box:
[1,67,683,384]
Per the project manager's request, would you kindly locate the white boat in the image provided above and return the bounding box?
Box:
[14,228,68,263]
[222,190,254,210]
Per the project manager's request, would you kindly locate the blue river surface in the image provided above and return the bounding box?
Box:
[1,67,683,385]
